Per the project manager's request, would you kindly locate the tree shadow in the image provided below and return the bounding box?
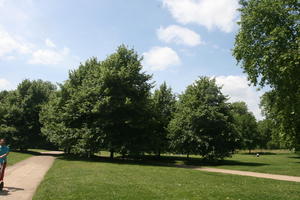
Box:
[289,156,300,159]
[11,150,41,156]
[58,154,269,169]
[239,152,277,155]
[12,150,64,157]
[38,152,64,157]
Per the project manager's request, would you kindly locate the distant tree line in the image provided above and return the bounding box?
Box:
[0,45,287,159]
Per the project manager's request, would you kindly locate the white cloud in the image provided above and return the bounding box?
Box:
[157,25,202,46]
[45,38,56,48]
[162,0,239,33]
[0,78,14,90]
[215,75,263,120]
[142,46,181,71]
[0,26,74,66]
[0,28,32,57]
[29,47,70,65]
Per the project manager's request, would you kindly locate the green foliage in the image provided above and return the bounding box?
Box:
[0,80,56,150]
[168,77,238,160]
[260,91,299,149]
[230,102,259,152]
[150,82,176,156]
[40,45,153,156]
[234,0,300,149]
[257,119,284,149]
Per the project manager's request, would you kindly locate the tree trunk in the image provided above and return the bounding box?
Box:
[187,152,190,159]
[110,150,114,159]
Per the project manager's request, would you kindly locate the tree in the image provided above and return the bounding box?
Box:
[0,80,56,150]
[0,90,19,146]
[260,91,292,149]
[230,102,259,153]
[233,0,300,149]
[40,45,154,157]
[151,82,176,156]
[257,119,284,149]
[168,77,238,160]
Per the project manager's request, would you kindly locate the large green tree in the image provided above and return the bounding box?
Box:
[0,79,56,150]
[168,77,238,160]
[40,45,153,157]
[260,91,292,149]
[230,102,259,153]
[233,0,300,149]
[257,119,284,149]
[151,82,176,156]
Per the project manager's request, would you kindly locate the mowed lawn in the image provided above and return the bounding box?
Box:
[7,151,33,166]
[169,150,300,176]
[33,154,300,200]
[214,151,300,176]
[7,149,52,166]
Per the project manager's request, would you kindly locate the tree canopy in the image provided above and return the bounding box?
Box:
[168,77,238,160]
[151,82,176,156]
[0,79,56,150]
[234,0,300,149]
[40,45,153,157]
[230,102,259,153]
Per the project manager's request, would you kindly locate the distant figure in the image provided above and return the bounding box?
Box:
[256,153,260,157]
[0,138,9,190]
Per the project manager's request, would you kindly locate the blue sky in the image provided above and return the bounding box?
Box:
[0,0,264,119]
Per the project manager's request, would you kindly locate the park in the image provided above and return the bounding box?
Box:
[0,0,299,199]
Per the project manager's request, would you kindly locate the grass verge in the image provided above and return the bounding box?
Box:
[33,155,300,200]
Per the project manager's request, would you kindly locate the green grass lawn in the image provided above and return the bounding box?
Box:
[33,154,300,200]
[7,149,53,166]
[7,151,34,166]
[213,151,300,176]
[155,150,300,176]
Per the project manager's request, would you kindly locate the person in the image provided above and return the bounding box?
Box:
[0,138,9,190]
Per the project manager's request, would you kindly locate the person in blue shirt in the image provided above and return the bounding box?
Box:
[0,138,9,190]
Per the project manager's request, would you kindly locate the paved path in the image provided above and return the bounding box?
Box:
[0,151,63,200]
[179,165,300,182]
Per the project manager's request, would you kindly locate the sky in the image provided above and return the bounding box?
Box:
[0,0,265,119]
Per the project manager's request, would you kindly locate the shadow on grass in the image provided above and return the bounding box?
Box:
[289,156,300,160]
[58,154,269,169]
[239,152,277,155]
[11,150,63,157]
[11,150,41,156]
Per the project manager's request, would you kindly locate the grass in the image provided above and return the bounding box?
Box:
[7,151,34,166]
[103,150,300,176]
[7,149,52,166]
[33,155,300,200]
[213,151,300,176]
[157,150,300,176]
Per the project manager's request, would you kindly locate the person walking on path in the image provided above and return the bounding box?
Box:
[0,138,9,190]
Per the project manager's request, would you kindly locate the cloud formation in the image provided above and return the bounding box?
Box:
[0,27,74,66]
[0,28,32,57]
[29,47,70,65]
[143,46,181,71]
[215,75,263,119]
[0,78,14,90]
[157,25,202,46]
[162,0,239,33]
